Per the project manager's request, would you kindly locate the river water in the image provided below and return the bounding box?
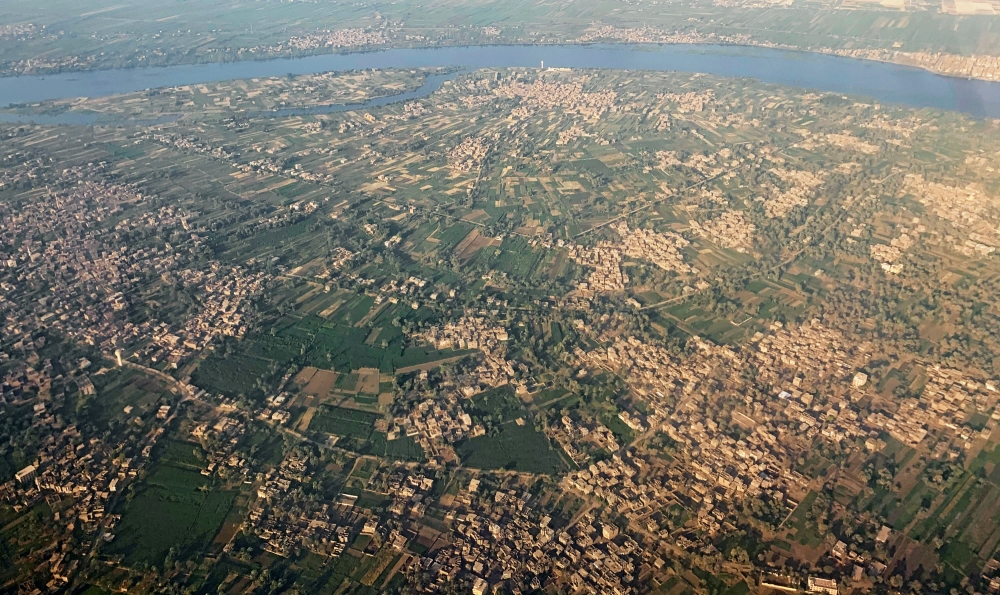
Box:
[2,44,999,123]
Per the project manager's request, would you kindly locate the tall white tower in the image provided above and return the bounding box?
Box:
[115,349,123,367]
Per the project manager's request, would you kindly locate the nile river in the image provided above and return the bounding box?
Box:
[1,44,999,122]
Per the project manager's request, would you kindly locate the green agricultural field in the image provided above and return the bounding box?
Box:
[106,441,235,566]
[314,551,363,595]
[456,422,565,474]
[435,223,476,249]
[310,405,380,439]
[310,405,425,461]
[534,387,569,406]
[784,491,824,547]
[191,352,273,396]
[0,501,55,584]
[601,412,636,445]
[77,367,174,432]
[457,386,564,474]
[468,386,531,422]
[363,432,426,462]
[192,313,474,396]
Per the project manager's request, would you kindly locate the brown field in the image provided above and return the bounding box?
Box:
[319,299,345,318]
[290,256,330,278]
[938,271,963,284]
[416,525,446,551]
[298,407,318,432]
[597,151,628,167]
[545,250,569,278]
[454,229,494,260]
[886,535,937,578]
[356,367,380,395]
[919,320,949,342]
[298,292,345,316]
[395,354,471,375]
[213,521,241,545]
[303,369,338,397]
[294,366,318,386]
[880,377,901,398]
[461,208,490,222]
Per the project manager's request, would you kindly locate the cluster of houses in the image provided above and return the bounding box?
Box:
[190,414,250,478]
[690,210,756,252]
[0,353,178,590]
[493,78,619,119]
[0,169,264,371]
[567,222,696,295]
[449,137,491,173]
[249,454,356,557]
[146,266,266,368]
[391,396,485,456]
[421,315,515,387]
[549,414,621,465]
[417,484,643,595]
[245,28,387,55]
[900,174,999,258]
[760,167,826,219]
[613,222,695,276]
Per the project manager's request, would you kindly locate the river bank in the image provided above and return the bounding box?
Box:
[1,44,999,119]
[4,34,1000,85]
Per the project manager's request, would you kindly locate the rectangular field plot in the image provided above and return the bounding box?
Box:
[105,441,236,566]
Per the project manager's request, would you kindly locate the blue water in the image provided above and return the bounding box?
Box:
[1,44,999,123]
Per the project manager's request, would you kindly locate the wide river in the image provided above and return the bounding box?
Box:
[2,44,1000,122]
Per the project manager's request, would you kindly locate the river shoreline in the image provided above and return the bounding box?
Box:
[3,39,1000,85]
[2,44,999,118]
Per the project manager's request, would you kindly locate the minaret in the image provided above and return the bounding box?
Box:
[115,349,123,367]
